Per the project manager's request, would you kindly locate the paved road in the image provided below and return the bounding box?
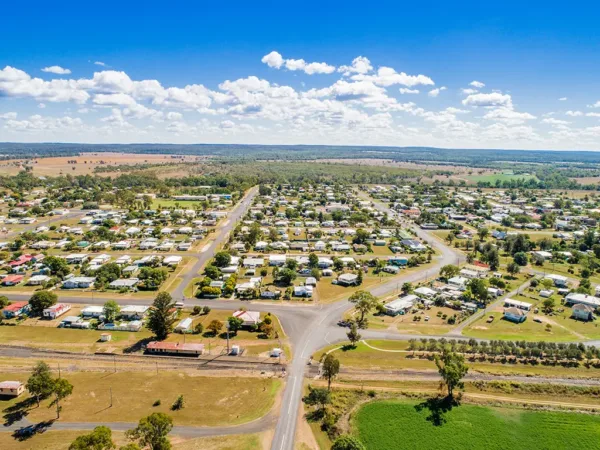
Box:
[4,190,595,446]
[171,186,258,300]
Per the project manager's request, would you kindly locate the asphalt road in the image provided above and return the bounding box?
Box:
[5,189,595,446]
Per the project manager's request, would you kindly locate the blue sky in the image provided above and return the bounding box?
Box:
[2,1,600,149]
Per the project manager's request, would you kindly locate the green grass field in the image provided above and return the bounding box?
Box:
[466,173,538,184]
[354,400,600,450]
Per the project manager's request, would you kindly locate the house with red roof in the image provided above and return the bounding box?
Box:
[2,275,24,286]
[1,301,30,318]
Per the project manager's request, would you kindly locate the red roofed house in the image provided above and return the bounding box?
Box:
[2,275,24,286]
[233,310,261,327]
[0,381,25,397]
[8,254,34,267]
[1,301,30,318]
[145,341,204,356]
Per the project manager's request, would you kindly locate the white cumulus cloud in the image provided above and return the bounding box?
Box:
[42,66,71,75]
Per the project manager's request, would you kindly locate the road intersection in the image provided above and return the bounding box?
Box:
[11,188,584,448]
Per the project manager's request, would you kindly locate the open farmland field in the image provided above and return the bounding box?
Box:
[0,431,264,450]
[0,371,281,426]
[353,399,600,450]
[466,172,538,184]
[0,153,200,176]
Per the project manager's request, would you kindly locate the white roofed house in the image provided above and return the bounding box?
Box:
[62,276,96,289]
[384,295,419,316]
[243,257,264,268]
[163,255,182,267]
[109,278,139,290]
[43,303,71,319]
[0,381,25,397]
[120,305,150,320]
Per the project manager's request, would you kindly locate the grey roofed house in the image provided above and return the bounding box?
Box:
[109,278,139,289]
[337,273,358,286]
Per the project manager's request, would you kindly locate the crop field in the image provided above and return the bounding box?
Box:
[465,172,538,184]
[0,153,199,176]
[354,399,600,450]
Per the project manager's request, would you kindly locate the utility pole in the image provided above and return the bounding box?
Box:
[110,387,113,408]
[58,363,61,379]
[113,354,116,373]
[226,322,230,354]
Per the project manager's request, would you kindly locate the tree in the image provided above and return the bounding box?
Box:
[44,255,71,278]
[507,261,520,277]
[467,278,488,304]
[477,227,489,241]
[401,282,413,294]
[0,295,9,309]
[348,290,378,327]
[277,268,297,286]
[103,300,121,323]
[302,385,331,415]
[322,353,340,390]
[439,264,459,280]
[435,350,468,398]
[69,426,115,450]
[308,252,319,268]
[346,322,362,347]
[29,290,58,316]
[513,252,528,266]
[147,292,176,340]
[204,265,221,279]
[52,377,74,419]
[26,361,54,407]
[542,298,556,313]
[227,316,244,335]
[356,269,363,285]
[207,319,223,336]
[332,435,366,450]
[214,251,231,268]
[126,413,173,450]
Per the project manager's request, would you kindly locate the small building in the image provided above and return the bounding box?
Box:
[120,305,150,320]
[1,301,30,318]
[545,274,568,287]
[572,304,595,322]
[384,295,418,316]
[145,341,204,357]
[293,285,314,298]
[175,317,193,333]
[62,276,96,289]
[100,333,112,342]
[81,305,104,318]
[503,307,527,323]
[337,273,359,286]
[233,310,261,326]
[43,303,71,320]
[109,278,139,290]
[565,293,600,309]
[27,274,50,286]
[0,381,25,397]
[2,275,24,286]
[504,298,532,311]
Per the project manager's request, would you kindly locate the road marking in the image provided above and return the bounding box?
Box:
[324,331,331,344]
[222,219,230,227]
[200,243,212,252]
[300,340,309,358]
[287,377,297,415]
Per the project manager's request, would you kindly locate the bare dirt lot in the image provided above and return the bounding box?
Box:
[0,153,201,176]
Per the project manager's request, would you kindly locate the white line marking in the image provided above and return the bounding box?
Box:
[300,340,309,358]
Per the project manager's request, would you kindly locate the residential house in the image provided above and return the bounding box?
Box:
[572,304,595,321]
[62,276,96,289]
[43,303,71,319]
[503,307,527,323]
[233,310,261,326]
[1,301,30,318]
[384,295,418,316]
[337,273,359,286]
[0,381,25,397]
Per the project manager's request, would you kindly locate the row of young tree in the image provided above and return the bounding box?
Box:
[407,337,595,360]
